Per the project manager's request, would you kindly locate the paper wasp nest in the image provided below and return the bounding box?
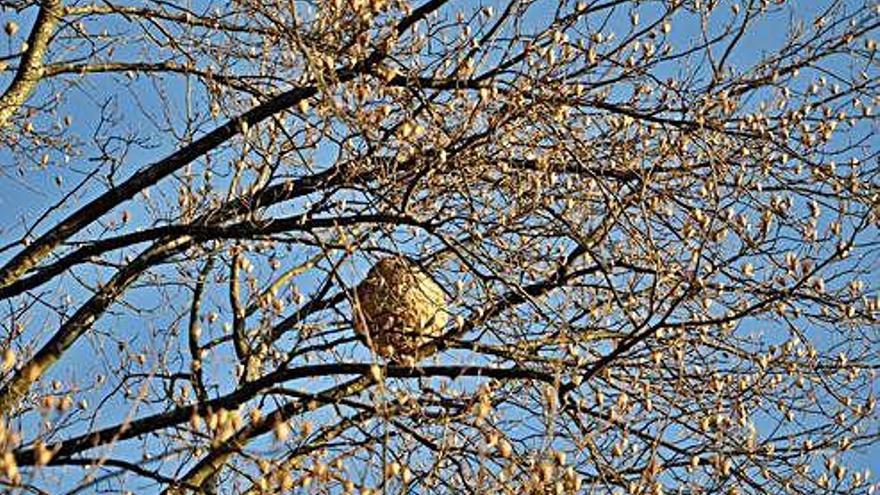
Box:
[353,256,447,361]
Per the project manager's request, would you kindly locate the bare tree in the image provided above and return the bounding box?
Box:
[0,0,877,493]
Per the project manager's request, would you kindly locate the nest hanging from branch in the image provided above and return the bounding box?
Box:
[353,256,448,362]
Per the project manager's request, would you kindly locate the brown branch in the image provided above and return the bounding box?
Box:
[164,376,373,494]
[0,236,195,415]
[0,0,62,127]
[0,0,450,290]
[0,83,318,289]
[188,258,214,404]
[0,212,429,300]
[42,60,269,94]
[13,363,554,467]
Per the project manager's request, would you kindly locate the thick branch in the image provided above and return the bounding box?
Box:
[0,236,195,416]
[0,0,62,127]
[0,0,450,290]
[14,363,554,466]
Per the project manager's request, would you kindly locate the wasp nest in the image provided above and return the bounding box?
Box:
[353,256,448,362]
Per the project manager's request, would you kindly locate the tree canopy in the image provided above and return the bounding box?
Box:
[0,0,877,493]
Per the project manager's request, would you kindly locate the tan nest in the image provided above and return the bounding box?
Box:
[353,256,448,362]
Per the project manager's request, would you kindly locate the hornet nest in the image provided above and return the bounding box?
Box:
[353,256,448,362]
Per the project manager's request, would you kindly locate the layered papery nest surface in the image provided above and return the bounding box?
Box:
[353,256,448,363]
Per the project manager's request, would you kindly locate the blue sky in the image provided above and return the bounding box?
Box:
[0,0,878,492]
